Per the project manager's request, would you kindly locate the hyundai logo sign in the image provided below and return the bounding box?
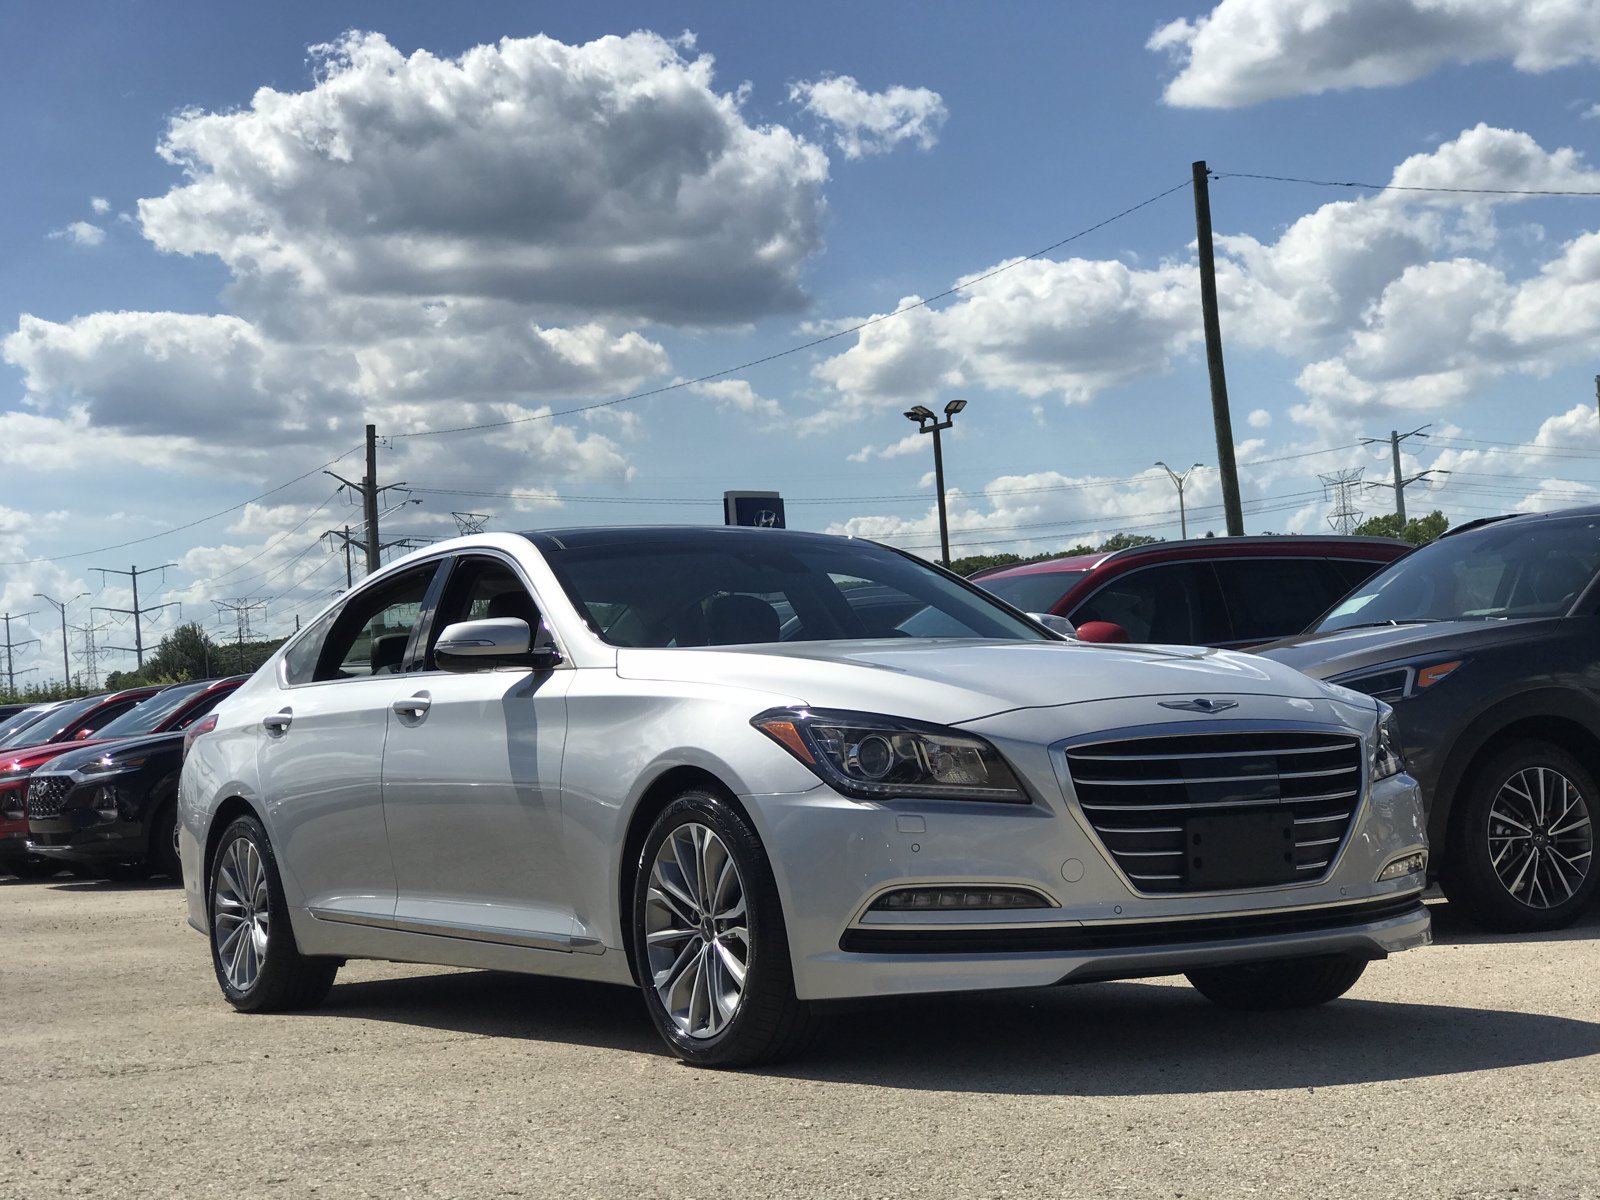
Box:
[724,491,786,529]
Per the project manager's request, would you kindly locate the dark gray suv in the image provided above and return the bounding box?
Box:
[1260,507,1600,932]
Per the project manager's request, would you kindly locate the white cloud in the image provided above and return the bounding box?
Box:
[846,432,925,463]
[684,378,782,419]
[814,258,1200,416]
[48,221,105,247]
[1151,0,1600,108]
[90,197,111,214]
[141,30,829,327]
[1248,408,1272,428]
[789,75,947,159]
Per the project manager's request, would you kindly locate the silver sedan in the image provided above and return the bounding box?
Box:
[179,527,1430,1066]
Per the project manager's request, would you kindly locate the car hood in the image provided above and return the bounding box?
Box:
[35,730,183,775]
[615,638,1344,725]
[1256,618,1559,680]
[0,736,113,773]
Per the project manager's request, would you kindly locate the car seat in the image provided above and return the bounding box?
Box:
[705,594,780,645]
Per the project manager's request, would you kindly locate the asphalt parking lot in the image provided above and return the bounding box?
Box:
[3,878,1597,1200]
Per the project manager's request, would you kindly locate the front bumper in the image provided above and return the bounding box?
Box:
[749,764,1429,1003]
[25,776,152,863]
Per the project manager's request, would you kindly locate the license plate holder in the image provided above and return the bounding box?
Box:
[1184,810,1298,889]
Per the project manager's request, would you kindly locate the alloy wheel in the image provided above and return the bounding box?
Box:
[1487,766,1595,909]
[643,822,750,1039]
[213,837,271,991]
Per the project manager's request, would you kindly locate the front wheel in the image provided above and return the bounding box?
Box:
[1442,741,1599,932]
[1186,954,1368,1009]
[209,815,337,1012]
[631,791,817,1067]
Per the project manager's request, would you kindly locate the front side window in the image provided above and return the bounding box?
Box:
[1070,563,1213,644]
[1318,517,1600,633]
[537,535,1047,648]
[425,556,544,668]
[295,563,442,683]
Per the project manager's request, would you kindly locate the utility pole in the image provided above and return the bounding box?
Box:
[92,563,178,669]
[214,599,268,673]
[0,613,39,695]
[1191,160,1244,537]
[903,400,968,568]
[325,425,410,580]
[1359,426,1446,524]
[33,591,87,687]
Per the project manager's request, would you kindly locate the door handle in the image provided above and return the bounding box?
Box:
[262,710,292,735]
[392,693,431,718]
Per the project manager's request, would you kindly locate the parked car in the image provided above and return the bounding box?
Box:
[24,676,246,880]
[0,682,224,879]
[971,536,1412,648]
[181,527,1428,1067]
[1258,507,1600,932]
[0,700,68,749]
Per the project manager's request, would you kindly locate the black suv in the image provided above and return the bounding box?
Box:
[1260,507,1600,931]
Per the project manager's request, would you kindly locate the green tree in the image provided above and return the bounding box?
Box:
[141,622,220,681]
[1351,510,1449,545]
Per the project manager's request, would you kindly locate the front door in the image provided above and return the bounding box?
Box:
[380,554,579,948]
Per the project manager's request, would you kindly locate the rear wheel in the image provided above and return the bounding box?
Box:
[1442,741,1598,932]
[1186,954,1368,1009]
[631,791,817,1067]
[209,815,337,1012]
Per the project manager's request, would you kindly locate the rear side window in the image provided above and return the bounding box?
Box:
[1070,563,1216,644]
[977,570,1090,614]
[1212,559,1352,643]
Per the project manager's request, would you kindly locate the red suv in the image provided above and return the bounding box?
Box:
[971,536,1412,648]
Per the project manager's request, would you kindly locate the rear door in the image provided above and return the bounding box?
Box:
[1210,558,1357,647]
[380,552,580,948]
[1068,561,1226,645]
[253,561,444,920]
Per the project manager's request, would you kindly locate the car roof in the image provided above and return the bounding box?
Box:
[969,534,1412,580]
[520,526,859,553]
[1437,505,1600,539]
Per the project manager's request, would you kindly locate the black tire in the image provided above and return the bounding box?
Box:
[208,815,338,1012]
[630,791,818,1067]
[149,799,181,881]
[1441,740,1600,932]
[1186,954,1368,1010]
[7,856,63,881]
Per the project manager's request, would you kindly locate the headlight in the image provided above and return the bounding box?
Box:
[752,707,1029,803]
[76,755,146,778]
[1371,702,1405,781]
[1335,658,1464,702]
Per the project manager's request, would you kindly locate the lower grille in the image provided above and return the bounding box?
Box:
[25,776,72,819]
[1064,730,1365,894]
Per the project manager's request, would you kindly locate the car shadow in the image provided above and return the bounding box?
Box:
[1426,896,1600,946]
[311,967,1600,1095]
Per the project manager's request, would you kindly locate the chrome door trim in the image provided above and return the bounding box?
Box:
[307,906,604,954]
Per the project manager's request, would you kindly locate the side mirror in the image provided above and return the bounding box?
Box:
[1028,613,1077,639]
[436,618,564,673]
[1075,620,1131,645]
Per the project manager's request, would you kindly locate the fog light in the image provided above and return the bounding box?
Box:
[1376,851,1427,882]
[870,886,1050,912]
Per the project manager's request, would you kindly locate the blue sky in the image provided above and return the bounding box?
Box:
[4,0,1600,682]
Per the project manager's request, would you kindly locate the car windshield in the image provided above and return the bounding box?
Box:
[1316,516,1600,633]
[0,694,104,750]
[94,681,209,739]
[975,569,1090,614]
[536,533,1050,647]
[0,704,56,744]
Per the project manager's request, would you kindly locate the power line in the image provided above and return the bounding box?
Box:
[1217,171,1600,198]
[389,179,1196,441]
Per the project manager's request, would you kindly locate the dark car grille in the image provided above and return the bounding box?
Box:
[25,776,72,819]
[1063,730,1365,894]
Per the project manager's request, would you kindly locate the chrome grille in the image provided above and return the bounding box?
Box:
[25,776,72,819]
[1064,730,1364,894]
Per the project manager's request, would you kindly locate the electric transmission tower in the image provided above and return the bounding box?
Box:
[214,599,269,673]
[70,619,110,689]
[451,512,491,534]
[92,562,179,668]
[1319,469,1366,535]
[0,612,39,695]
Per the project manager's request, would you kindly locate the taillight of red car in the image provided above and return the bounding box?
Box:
[183,714,219,762]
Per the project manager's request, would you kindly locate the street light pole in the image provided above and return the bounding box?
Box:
[1155,461,1203,540]
[903,399,967,567]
